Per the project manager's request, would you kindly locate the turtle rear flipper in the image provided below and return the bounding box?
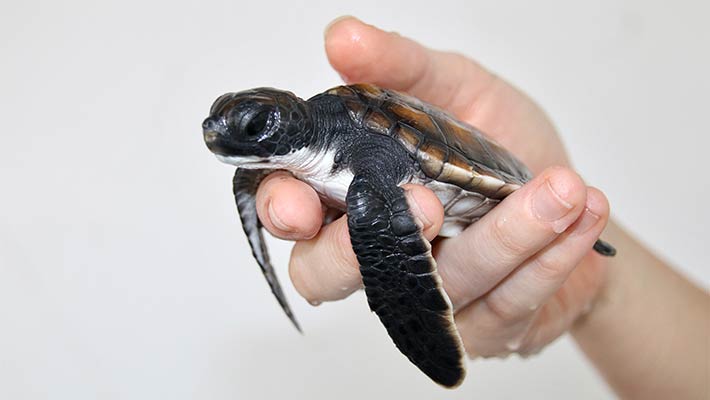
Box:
[593,238,616,257]
[346,171,466,388]
[233,169,301,332]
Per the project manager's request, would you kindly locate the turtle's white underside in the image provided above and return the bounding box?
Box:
[218,149,506,238]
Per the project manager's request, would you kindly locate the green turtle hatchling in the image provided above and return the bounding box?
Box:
[202,83,616,387]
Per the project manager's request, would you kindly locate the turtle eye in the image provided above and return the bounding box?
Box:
[243,109,271,137]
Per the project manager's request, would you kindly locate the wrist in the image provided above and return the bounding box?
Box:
[571,220,629,332]
[569,219,709,399]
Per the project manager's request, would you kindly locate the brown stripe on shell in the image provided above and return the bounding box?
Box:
[393,123,422,153]
[443,117,531,185]
[386,101,441,140]
[344,99,368,125]
[349,83,383,98]
[416,141,447,178]
[440,116,529,188]
[326,85,358,97]
[443,119,489,159]
[364,109,394,135]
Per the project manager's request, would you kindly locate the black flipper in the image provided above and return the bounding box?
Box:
[233,169,301,332]
[346,172,466,388]
[593,238,616,257]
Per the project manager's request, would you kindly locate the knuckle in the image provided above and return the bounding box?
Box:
[483,296,524,323]
[489,215,529,259]
[531,255,573,284]
[287,221,361,304]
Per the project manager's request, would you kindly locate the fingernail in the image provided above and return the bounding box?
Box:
[268,199,293,232]
[574,208,600,236]
[324,15,355,39]
[404,190,432,230]
[532,179,574,233]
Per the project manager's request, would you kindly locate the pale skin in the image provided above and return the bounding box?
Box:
[255,17,710,399]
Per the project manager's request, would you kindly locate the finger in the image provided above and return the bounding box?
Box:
[288,215,357,305]
[288,185,444,304]
[323,16,565,169]
[433,166,588,310]
[255,171,323,240]
[324,16,496,120]
[515,188,612,354]
[401,183,445,240]
[484,187,611,319]
[454,188,611,357]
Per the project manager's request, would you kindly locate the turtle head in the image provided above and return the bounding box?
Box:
[202,88,312,165]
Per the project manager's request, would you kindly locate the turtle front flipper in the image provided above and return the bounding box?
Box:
[346,173,466,388]
[233,169,301,332]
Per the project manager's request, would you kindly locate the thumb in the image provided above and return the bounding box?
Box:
[401,183,444,241]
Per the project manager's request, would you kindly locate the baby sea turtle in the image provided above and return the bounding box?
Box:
[202,84,616,388]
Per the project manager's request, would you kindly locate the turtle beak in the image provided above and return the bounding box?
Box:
[203,130,218,145]
[202,116,227,153]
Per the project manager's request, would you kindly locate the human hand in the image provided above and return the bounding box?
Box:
[254,16,611,358]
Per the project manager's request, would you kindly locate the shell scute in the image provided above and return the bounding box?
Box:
[350,83,384,98]
[439,152,475,188]
[394,123,423,153]
[364,109,394,135]
[344,99,367,125]
[416,141,446,178]
[385,101,440,137]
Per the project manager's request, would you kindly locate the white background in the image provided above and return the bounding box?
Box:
[1,1,708,399]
